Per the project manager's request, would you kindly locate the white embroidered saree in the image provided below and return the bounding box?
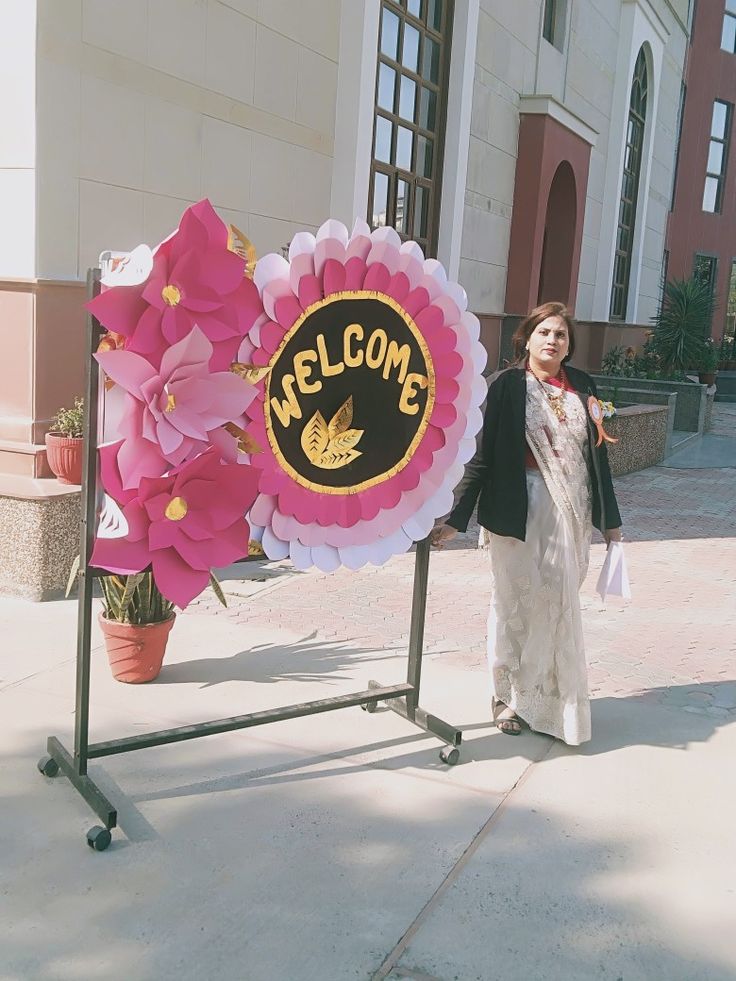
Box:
[486,376,593,745]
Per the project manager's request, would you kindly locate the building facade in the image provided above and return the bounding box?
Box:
[0,0,691,486]
[666,0,736,344]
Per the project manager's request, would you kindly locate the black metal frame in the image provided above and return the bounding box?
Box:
[39,268,462,849]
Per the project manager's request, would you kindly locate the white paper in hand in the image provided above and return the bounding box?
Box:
[596,542,631,602]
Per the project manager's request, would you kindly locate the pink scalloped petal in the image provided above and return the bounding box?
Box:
[357,493,383,522]
[336,545,370,571]
[322,258,346,297]
[370,225,402,250]
[251,347,271,367]
[431,325,460,356]
[432,294,462,326]
[250,493,277,527]
[345,229,372,262]
[367,242,400,275]
[362,262,391,293]
[344,256,368,291]
[259,319,287,355]
[289,251,315,293]
[386,271,411,304]
[261,280,293,322]
[271,508,304,543]
[414,305,444,335]
[430,401,458,429]
[258,469,289,495]
[311,544,341,573]
[314,238,347,277]
[403,286,431,318]
[262,525,290,561]
[442,351,464,378]
[395,459,422,491]
[435,376,460,404]
[297,274,323,309]
[236,335,257,364]
[273,294,303,330]
[289,539,313,570]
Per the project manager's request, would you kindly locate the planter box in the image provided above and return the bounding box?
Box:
[603,404,669,477]
[592,374,706,433]
[595,386,676,454]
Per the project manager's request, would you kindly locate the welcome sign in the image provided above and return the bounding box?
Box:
[265,291,435,493]
[88,202,487,602]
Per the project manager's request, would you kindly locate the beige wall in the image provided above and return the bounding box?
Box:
[461,0,688,324]
[35,0,341,280]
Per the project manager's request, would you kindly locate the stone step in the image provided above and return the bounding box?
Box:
[0,440,52,479]
[714,393,736,403]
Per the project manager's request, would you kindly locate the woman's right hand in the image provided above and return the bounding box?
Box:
[430,523,458,549]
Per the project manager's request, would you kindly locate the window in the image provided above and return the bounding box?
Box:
[610,48,648,321]
[726,259,736,340]
[703,100,732,213]
[543,0,557,43]
[694,254,717,331]
[542,0,566,49]
[670,82,686,210]
[721,0,736,53]
[368,0,453,257]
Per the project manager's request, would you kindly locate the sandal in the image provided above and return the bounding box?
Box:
[492,696,522,735]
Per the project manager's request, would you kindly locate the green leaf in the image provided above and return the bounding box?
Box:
[209,571,228,608]
[65,554,81,598]
[119,573,145,621]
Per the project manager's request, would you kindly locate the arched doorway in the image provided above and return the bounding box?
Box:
[537,161,577,306]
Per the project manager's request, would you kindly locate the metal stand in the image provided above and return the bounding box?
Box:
[38,268,462,851]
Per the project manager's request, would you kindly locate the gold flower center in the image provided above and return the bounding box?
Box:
[164,496,188,521]
[165,392,176,413]
[161,284,181,306]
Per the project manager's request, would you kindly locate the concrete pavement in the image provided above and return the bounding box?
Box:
[1,407,734,981]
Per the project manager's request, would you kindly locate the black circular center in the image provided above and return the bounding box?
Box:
[265,294,433,492]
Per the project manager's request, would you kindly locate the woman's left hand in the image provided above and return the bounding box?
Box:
[604,526,623,547]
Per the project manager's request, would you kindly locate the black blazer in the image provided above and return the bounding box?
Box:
[447,364,622,539]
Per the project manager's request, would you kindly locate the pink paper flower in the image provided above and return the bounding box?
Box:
[86,199,263,370]
[91,445,260,608]
[95,326,257,489]
[242,219,487,571]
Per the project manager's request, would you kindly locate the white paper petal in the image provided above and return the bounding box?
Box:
[262,525,290,561]
[254,253,290,294]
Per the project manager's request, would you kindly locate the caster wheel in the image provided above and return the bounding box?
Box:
[362,700,378,713]
[439,747,460,766]
[86,826,112,851]
[37,755,59,778]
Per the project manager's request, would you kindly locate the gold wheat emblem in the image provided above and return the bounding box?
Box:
[301,396,364,470]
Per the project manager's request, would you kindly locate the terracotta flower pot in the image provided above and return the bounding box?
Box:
[98,612,176,683]
[698,371,717,386]
[45,433,83,485]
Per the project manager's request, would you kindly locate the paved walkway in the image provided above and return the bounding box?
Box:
[1,406,734,981]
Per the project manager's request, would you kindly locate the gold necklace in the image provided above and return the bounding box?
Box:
[528,364,568,423]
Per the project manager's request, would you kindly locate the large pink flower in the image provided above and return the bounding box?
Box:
[91,445,259,608]
[86,199,263,370]
[242,219,487,571]
[95,326,257,489]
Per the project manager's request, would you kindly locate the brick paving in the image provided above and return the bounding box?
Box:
[190,406,736,720]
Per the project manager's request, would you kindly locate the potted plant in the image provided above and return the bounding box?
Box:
[96,572,177,683]
[45,396,84,484]
[697,336,719,386]
[650,277,714,376]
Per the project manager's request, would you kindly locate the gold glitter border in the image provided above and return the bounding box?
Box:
[264,290,436,495]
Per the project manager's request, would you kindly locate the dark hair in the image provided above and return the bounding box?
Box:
[511,302,576,364]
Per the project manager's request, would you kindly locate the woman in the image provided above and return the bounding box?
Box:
[431,302,622,745]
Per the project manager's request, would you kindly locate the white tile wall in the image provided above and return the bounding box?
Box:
[295,46,338,136]
[143,192,197,247]
[143,97,203,200]
[148,0,207,87]
[201,116,252,212]
[79,180,144,270]
[80,76,145,188]
[205,1,256,105]
[253,25,299,121]
[82,0,148,64]
[0,170,35,278]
